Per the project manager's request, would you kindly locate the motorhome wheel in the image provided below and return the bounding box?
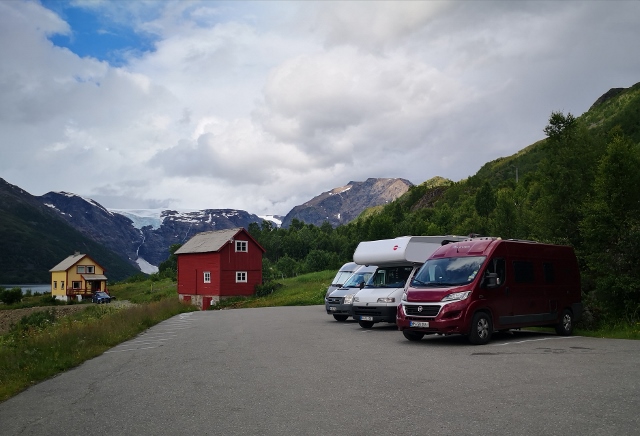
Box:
[333,314,349,322]
[402,331,425,341]
[358,320,374,329]
[468,312,492,345]
[555,309,573,336]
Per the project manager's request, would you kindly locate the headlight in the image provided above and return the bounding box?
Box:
[353,296,359,303]
[441,291,471,302]
[401,291,407,302]
[377,297,396,303]
[344,294,355,305]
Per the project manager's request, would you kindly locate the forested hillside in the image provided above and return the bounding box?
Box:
[246,82,640,325]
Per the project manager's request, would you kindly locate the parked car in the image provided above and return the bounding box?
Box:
[92,291,112,304]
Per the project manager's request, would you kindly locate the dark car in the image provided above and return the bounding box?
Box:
[92,291,112,304]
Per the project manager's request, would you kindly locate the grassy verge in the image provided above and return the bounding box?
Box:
[212,270,334,309]
[0,286,196,402]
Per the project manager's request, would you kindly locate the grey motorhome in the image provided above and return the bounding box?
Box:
[325,265,377,321]
[325,262,359,299]
[351,236,467,328]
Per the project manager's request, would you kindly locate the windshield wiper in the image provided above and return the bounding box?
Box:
[412,278,428,286]
[426,281,457,287]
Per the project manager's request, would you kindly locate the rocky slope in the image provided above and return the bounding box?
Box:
[281,178,413,228]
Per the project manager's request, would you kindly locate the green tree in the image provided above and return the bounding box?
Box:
[580,132,640,321]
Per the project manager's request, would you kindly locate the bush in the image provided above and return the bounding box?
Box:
[255,281,283,297]
[0,287,23,305]
[39,294,57,305]
[10,310,56,334]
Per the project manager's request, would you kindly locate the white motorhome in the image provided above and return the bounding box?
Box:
[351,236,467,328]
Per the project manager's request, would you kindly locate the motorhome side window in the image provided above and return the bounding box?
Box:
[543,263,555,283]
[513,261,535,283]
[485,258,505,286]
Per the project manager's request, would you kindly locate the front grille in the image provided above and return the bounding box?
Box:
[404,305,441,317]
[353,306,384,317]
[326,297,343,304]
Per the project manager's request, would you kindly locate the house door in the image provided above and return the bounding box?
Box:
[203,297,212,310]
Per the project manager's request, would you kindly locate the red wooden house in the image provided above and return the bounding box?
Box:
[175,228,266,309]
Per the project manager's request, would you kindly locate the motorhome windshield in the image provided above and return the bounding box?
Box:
[343,270,374,288]
[412,256,486,287]
[332,271,354,286]
[366,266,414,288]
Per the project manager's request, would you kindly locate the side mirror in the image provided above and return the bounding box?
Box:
[359,281,365,289]
[485,272,500,288]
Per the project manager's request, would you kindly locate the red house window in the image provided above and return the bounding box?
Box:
[203,271,211,283]
[236,271,247,283]
[235,241,248,252]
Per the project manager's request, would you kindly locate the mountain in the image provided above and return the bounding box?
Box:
[40,192,143,269]
[40,194,270,269]
[0,179,140,284]
[281,178,413,228]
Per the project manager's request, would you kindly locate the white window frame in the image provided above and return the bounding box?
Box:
[236,271,247,283]
[86,265,95,274]
[72,281,82,289]
[235,240,248,252]
[53,281,57,290]
[77,265,85,273]
[203,271,211,283]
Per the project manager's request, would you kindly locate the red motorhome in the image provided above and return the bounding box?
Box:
[397,238,582,344]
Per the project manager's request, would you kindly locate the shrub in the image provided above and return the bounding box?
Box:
[255,281,283,297]
[10,310,56,334]
[0,287,23,305]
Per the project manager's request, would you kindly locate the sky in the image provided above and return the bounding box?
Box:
[1,1,639,216]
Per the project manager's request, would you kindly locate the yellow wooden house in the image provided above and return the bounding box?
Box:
[49,253,108,302]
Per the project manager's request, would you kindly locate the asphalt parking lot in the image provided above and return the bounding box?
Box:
[1,305,639,435]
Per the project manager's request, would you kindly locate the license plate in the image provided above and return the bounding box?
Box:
[360,316,373,321]
[329,306,337,311]
[410,321,429,328]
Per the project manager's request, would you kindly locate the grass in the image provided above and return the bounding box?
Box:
[212,270,334,309]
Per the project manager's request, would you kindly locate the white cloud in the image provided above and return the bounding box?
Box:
[1,0,639,216]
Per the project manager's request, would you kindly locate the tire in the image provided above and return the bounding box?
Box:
[403,330,425,342]
[333,314,349,322]
[555,309,573,336]
[358,320,375,329]
[468,312,492,345]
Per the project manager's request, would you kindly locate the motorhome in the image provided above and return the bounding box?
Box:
[351,236,467,328]
[397,237,582,344]
[325,265,377,321]
[325,262,359,299]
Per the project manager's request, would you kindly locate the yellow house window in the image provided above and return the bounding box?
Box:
[86,266,94,274]
[61,281,65,289]
[53,281,57,289]
[77,266,85,273]
[72,281,82,289]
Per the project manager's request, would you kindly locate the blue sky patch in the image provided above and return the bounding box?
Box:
[41,0,158,67]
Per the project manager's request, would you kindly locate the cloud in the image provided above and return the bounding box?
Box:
[1,0,640,217]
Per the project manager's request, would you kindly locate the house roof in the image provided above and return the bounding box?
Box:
[175,228,265,254]
[49,253,87,272]
[82,274,108,281]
